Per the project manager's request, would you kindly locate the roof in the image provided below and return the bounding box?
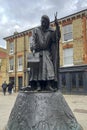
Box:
[3,8,87,40]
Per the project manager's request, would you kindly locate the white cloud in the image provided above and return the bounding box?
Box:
[0,7,4,13]
[40,5,54,11]
[81,1,87,8]
[0,0,87,48]
[1,15,8,24]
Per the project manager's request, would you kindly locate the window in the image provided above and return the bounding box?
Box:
[63,48,73,66]
[9,58,14,71]
[62,24,73,42]
[9,42,14,54]
[29,36,33,51]
[18,56,23,71]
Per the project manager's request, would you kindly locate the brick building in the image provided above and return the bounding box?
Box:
[0,47,8,90]
[4,9,87,93]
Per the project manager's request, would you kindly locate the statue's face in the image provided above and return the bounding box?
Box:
[41,18,48,29]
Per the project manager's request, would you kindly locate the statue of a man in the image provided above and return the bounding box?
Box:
[29,15,61,91]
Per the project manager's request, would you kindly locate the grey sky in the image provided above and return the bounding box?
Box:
[0,0,87,48]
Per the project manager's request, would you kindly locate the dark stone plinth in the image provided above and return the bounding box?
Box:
[5,91,83,130]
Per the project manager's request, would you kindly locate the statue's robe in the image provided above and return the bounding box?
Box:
[29,26,61,82]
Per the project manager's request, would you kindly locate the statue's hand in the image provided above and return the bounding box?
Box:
[54,12,59,28]
[30,46,36,52]
[55,17,58,26]
[55,17,60,28]
[54,15,61,38]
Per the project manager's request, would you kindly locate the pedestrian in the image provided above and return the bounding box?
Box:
[2,81,7,95]
[8,81,14,94]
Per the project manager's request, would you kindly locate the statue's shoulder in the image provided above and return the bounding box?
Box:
[33,27,54,32]
[33,27,40,33]
[49,27,55,32]
[33,27,38,32]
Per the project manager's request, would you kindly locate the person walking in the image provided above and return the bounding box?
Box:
[2,81,7,95]
[8,81,14,94]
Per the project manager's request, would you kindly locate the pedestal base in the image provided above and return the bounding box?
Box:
[5,91,83,130]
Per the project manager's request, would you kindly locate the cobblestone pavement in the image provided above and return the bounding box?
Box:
[0,92,87,130]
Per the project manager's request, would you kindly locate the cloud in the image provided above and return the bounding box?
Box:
[0,0,87,48]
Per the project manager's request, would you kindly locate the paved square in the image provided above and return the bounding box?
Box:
[0,92,87,130]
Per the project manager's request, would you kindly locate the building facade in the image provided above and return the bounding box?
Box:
[4,31,32,91]
[0,47,8,90]
[4,9,87,93]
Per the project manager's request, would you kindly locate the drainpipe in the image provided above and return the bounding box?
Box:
[24,33,26,87]
[14,36,17,92]
[83,16,87,63]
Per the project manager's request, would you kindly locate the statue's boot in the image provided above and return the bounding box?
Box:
[20,86,31,91]
[36,82,41,91]
[47,81,57,92]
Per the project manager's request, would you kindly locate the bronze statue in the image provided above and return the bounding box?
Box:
[21,14,61,91]
[6,15,83,130]
[28,14,61,91]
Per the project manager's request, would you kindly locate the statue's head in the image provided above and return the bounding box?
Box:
[41,15,50,30]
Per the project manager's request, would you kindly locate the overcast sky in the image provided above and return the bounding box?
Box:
[0,0,87,48]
